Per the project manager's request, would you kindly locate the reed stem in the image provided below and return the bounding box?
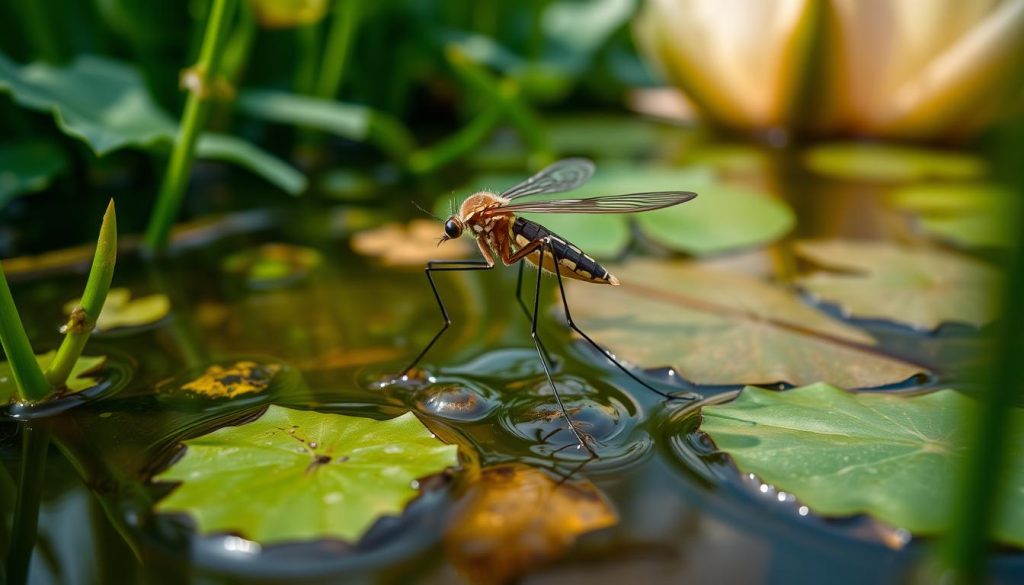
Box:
[5,426,49,585]
[315,0,362,100]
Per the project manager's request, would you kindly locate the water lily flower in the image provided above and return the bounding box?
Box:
[634,0,1024,141]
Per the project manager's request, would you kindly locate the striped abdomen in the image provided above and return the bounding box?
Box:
[511,217,619,285]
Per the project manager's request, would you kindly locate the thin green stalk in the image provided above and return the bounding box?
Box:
[0,266,49,403]
[445,45,554,164]
[5,426,49,585]
[144,0,238,252]
[315,0,362,100]
[294,22,322,96]
[14,0,63,63]
[44,200,117,388]
[408,104,503,174]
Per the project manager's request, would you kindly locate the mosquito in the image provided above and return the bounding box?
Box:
[397,158,697,455]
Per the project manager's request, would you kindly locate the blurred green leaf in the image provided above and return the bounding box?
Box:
[154,405,459,543]
[0,352,105,402]
[0,139,68,207]
[701,383,1024,547]
[0,54,306,193]
[803,143,986,183]
[796,240,1002,331]
[63,288,170,332]
[571,259,924,387]
[889,183,1015,249]
[236,89,369,140]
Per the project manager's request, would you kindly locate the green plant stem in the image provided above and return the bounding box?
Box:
[5,426,49,585]
[45,200,117,388]
[315,0,362,100]
[408,104,503,174]
[14,0,63,63]
[938,116,1024,582]
[445,44,554,164]
[144,0,238,252]
[0,267,49,403]
[294,23,321,96]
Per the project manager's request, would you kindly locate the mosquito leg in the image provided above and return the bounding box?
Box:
[545,242,687,401]
[530,241,596,457]
[398,259,494,378]
[516,260,555,367]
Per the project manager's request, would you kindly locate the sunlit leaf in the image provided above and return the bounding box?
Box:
[351,220,473,266]
[803,144,986,182]
[795,240,1002,330]
[571,259,925,387]
[154,406,459,543]
[889,183,1016,249]
[700,383,1024,547]
[0,352,105,402]
[0,140,68,207]
[0,54,306,194]
[445,464,618,584]
[63,288,170,332]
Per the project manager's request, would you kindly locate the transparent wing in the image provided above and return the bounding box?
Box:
[499,158,595,200]
[489,191,697,214]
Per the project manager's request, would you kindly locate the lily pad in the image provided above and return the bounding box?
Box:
[177,361,282,399]
[0,54,305,194]
[445,464,618,584]
[454,164,793,258]
[351,220,473,266]
[154,406,459,543]
[0,140,68,207]
[889,183,1017,249]
[222,244,324,289]
[0,352,106,402]
[64,288,170,332]
[700,383,1024,547]
[570,259,925,388]
[803,143,986,183]
[795,240,1002,330]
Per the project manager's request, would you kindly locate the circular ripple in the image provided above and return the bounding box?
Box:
[411,381,499,422]
[1,352,135,421]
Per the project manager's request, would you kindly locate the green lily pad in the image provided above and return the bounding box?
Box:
[803,143,986,183]
[889,183,1017,249]
[0,54,305,194]
[570,259,924,388]
[700,383,1024,547]
[795,240,1002,330]
[0,352,106,402]
[154,406,459,543]
[452,164,793,258]
[0,140,68,207]
[64,288,170,332]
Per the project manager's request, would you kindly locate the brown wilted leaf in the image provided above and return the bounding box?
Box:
[445,464,618,585]
[179,361,281,399]
[351,219,472,266]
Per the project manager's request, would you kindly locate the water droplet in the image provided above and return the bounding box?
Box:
[777,491,788,502]
[798,506,809,516]
[222,535,261,554]
[759,484,770,494]
[410,480,420,490]
[308,442,318,449]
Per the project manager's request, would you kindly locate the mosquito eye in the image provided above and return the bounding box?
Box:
[444,219,462,238]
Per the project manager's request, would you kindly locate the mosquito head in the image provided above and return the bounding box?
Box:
[443,216,463,241]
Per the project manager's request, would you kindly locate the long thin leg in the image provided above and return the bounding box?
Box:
[545,241,687,400]
[399,259,494,377]
[516,261,555,367]
[531,243,596,456]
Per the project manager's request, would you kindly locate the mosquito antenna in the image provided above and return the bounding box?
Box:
[411,200,443,221]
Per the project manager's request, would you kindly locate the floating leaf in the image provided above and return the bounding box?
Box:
[222,244,323,289]
[64,288,170,332]
[351,220,472,266]
[445,464,618,584]
[571,259,925,387]
[700,383,1024,547]
[889,183,1016,249]
[803,143,986,183]
[455,164,793,258]
[795,240,1002,330]
[0,140,68,207]
[154,406,459,543]
[0,54,305,194]
[0,352,105,402]
[175,361,282,399]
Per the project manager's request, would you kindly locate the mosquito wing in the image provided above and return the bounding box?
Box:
[489,191,697,214]
[499,158,595,200]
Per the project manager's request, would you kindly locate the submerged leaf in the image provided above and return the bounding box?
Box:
[0,140,68,207]
[795,240,1002,330]
[177,361,281,399]
[570,259,924,388]
[0,54,305,194]
[0,352,105,402]
[64,288,170,332]
[445,464,618,585]
[154,406,459,543]
[700,384,1024,547]
[222,244,323,289]
[803,144,986,183]
[889,183,1016,249]
[352,220,472,266]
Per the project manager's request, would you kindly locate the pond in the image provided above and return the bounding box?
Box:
[3,127,1021,583]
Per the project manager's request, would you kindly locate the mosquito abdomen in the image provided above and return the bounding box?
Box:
[512,217,618,285]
